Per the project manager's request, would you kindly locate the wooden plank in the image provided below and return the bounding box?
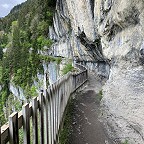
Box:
[63,81,66,114]
[50,88,54,144]
[1,124,9,143]
[43,89,49,144]
[66,76,69,106]
[60,83,64,123]
[0,124,1,144]
[57,78,61,132]
[52,84,56,143]
[22,103,30,144]
[18,111,23,129]
[1,102,36,143]
[51,84,55,143]
[70,75,73,92]
[17,103,33,130]
[32,97,38,144]
[0,63,88,144]
[63,81,66,115]
[47,88,52,144]
[9,112,19,144]
[57,83,61,132]
[56,86,59,142]
[55,85,59,137]
[48,86,54,144]
[29,103,33,117]
[39,91,44,144]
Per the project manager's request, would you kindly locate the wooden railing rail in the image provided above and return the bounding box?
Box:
[0,63,88,144]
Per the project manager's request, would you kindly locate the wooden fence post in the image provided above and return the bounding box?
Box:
[47,88,52,144]
[50,88,54,144]
[52,84,56,143]
[9,112,19,144]
[0,63,88,144]
[55,85,59,141]
[32,97,38,144]
[22,103,30,144]
[0,123,1,144]
[44,89,49,144]
[39,91,44,144]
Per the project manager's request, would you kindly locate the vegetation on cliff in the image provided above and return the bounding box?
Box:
[0,0,56,124]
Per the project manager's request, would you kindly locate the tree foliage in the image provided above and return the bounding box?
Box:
[0,0,57,124]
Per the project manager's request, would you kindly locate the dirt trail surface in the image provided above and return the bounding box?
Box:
[68,73,115,144]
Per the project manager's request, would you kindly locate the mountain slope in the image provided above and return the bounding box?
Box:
[0,0,56,124]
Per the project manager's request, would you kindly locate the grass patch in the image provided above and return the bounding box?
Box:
[39,55,62,64]
[122,140,129,144]
[55,57,62,65]
[97,90,103,101]
[59,98,74,144]
[62,63,74,75]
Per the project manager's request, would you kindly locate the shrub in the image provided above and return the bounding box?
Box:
[55,57,62,65]
[37,36,53,48]
[39,55,62,65]
[122,140,129,144]
[98,90,103,101]
[62,63,74,75]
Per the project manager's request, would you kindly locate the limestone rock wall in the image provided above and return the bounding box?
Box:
[50,0,144,143]
[95,0,144,143]
[50,0,110,77]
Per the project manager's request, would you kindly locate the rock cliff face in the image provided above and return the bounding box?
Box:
[50,0,144,143]
[49,0,110,77]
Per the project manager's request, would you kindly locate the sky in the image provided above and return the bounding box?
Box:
[0,0,26,17]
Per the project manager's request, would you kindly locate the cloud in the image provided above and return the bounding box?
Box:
[16,0,26,3]
[0,0,26,17]
[1,4,10,9]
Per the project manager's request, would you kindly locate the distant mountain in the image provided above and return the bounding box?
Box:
[10,3,25,14]
[0,0,56,32]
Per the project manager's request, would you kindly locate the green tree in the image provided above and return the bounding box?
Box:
[11,21,21,72]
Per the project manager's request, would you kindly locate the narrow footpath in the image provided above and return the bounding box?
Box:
[68,73,115,144]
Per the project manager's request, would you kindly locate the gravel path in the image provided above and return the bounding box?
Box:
[68,73,115,144]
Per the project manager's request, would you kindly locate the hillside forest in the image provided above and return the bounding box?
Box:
[0,0,57,124]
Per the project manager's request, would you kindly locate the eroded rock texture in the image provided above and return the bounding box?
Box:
[50,0,144,143]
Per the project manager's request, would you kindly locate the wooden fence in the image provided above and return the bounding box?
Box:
[0,63,88,144]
